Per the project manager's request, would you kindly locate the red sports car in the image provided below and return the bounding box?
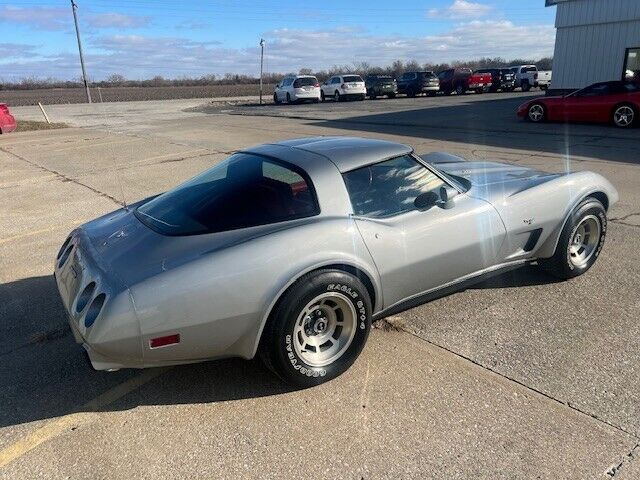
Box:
[517,81,639,128]
[0,103,17,133]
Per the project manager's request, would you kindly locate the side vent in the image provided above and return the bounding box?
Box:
[523,228,543,252]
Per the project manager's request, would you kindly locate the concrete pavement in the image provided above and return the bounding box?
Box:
[1,92,639,478]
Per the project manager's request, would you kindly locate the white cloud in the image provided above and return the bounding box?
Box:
[87,13,150,29]
[428,0,492,19]
[0,6,149,32]
[0,21,556,80]
[0,6,67,31]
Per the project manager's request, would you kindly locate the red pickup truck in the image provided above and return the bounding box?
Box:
[437,68,492,95]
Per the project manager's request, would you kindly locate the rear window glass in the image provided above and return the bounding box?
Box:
[343,75,363,83]
[136,153,319,235]
[343,155,445,218]
[294,77,317,87]
[522,66,537,73]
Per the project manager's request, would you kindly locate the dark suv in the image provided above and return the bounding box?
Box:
[396,71,440,97]
[475,68,516,92]
[365,75,397,99]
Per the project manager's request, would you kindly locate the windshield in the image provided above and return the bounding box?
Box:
[136,153,319,235]
[343,75,363,83]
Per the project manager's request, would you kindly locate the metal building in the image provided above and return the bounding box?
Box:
[547,0,640,91]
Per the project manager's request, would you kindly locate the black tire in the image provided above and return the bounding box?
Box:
[273,93,280,105]
[407,88,416,98]
[539,198,607,280]
[427,91,436,97]
[455,84,465,95]
[387,93,396,99]
[443,89,452,96]
[334,90,341,102]
[321,91,326,102]
[475,88,484,94]
[313,98,320,104]
[521,80,531,92]
[286,93,292,104]
[359,94,366,101]
[369,90,377,100]
[259,269,372,387]
[611,103,637,128]
[527,102,546,123]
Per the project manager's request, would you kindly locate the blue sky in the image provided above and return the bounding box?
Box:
[0,1,557,80]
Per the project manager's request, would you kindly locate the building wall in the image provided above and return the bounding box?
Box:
[551,0,640,89]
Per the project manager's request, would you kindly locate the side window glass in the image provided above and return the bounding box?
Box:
[343,155,445,218]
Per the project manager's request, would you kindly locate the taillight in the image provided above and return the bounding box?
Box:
[0,105,8,113]
[314,83,320,87]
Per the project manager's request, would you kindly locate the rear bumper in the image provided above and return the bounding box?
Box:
[1,117,16,133]
[54,229,142,370]
[292,90,320,100]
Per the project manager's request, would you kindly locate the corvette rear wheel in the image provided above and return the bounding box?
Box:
[540,197,607,279]
[259,269,371,387]
[527,103,545,123]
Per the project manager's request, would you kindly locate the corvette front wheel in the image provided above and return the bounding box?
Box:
[259,269,371,387]
[540,197,607,279]
[527,103,545,123]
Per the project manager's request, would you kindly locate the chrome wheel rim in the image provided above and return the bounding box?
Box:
[568,215,600,268]
[614,106,634,127]
[529,104,544,122]
[293,292,356,368]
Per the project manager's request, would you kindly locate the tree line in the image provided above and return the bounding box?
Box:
[0,57,552,90]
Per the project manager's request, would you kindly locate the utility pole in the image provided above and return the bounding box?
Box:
[71,0,91,103]
[259,38,265,105]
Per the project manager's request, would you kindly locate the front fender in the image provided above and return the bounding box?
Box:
[535,172,618,258]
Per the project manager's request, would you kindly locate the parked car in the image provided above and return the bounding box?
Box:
[437,68,492,95]
[510,65,539,92]
[0,104,17,133]
[321,74,366,102]
[273,75,321,104]
[537,70,552,91]
[474,68,516,92]
[365,75,397,99]
[396,71,439,97]
[55,136,617,387]
[517,80,639,128]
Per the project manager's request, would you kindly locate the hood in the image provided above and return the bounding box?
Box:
[436,160,561,203]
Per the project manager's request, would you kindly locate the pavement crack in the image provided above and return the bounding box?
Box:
[0,146,125,207]
[0,324,71,358]
[382,321,640,440]
[606,443,639,478]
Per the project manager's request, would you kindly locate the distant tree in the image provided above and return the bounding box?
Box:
[106,74,126,86]
[299,68,313,75]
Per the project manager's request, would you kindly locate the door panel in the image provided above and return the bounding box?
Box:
[354,194,506,309]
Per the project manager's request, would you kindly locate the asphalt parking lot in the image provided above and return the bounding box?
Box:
[2,92,640,479]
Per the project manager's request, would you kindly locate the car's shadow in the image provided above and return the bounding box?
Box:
[1,267,558,428]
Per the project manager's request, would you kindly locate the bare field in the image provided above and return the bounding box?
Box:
[0,84,274,106]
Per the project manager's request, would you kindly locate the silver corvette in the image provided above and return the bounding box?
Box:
[54,136,618,386]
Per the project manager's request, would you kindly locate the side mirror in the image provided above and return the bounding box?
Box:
[414,191,439,211]
[438,185,459,209]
